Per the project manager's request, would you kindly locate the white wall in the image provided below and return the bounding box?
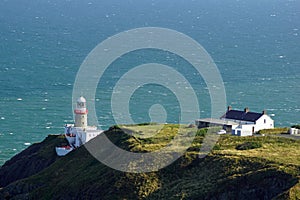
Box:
[84,130,104,143]
[242,125,254,136]
[75,113,88,127]
[289,128,299,135]
[254,115,274,132]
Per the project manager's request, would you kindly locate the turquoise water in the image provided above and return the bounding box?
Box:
[0,0,299,165]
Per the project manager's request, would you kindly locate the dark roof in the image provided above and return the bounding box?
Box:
[221,110,263,122]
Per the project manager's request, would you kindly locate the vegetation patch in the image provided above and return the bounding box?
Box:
[196,128,207,137]
[292,125,300,129]
[1,125,300,199]
[257,127,289,135]
[214,135,300,166]
[236,141,262,150]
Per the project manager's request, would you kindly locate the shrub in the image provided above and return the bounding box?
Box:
[136,122,158,126]
[291,124,300,129]
[236,141,262,150]
[196,128,208,137]
[257,127,289,135]
[213,144,221,150]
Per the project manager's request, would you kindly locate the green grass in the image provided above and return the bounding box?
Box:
[257,127,289,135]
[213,135,300,166]
[1,124,300,199]
[236,141,262,150]
[118,124,198,153]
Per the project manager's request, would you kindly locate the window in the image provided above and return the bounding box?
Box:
[237,130,241,136]
[264,119,266,124]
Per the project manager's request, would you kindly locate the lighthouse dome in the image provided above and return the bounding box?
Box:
[77,96,86,103]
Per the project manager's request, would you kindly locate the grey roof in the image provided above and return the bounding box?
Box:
[195,118,238,126]
[221,110,263,122]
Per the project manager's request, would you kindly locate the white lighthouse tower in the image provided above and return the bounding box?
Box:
[74,96,88,128]
[55,96,104,156]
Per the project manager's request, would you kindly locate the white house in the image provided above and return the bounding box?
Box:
[195,106,275,137]
[221,106,274,136]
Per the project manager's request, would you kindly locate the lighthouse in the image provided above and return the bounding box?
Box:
[55,96,103,156]
[74,96,88,128]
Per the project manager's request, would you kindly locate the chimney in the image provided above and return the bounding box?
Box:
[244,107,249,113]
[227,106,232,111]
[262,110,267,115]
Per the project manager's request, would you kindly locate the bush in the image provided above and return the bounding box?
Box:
[196,128,208,137]
[291,125,300,129]
[257,128,289,135]
[213,144,221,150]
[236,141,262,150]
[196,127,221,137]
[136,122,158,126]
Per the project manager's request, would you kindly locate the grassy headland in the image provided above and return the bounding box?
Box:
[0,124,299,199]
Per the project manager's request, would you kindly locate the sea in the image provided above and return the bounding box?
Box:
[0,0,299,166]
